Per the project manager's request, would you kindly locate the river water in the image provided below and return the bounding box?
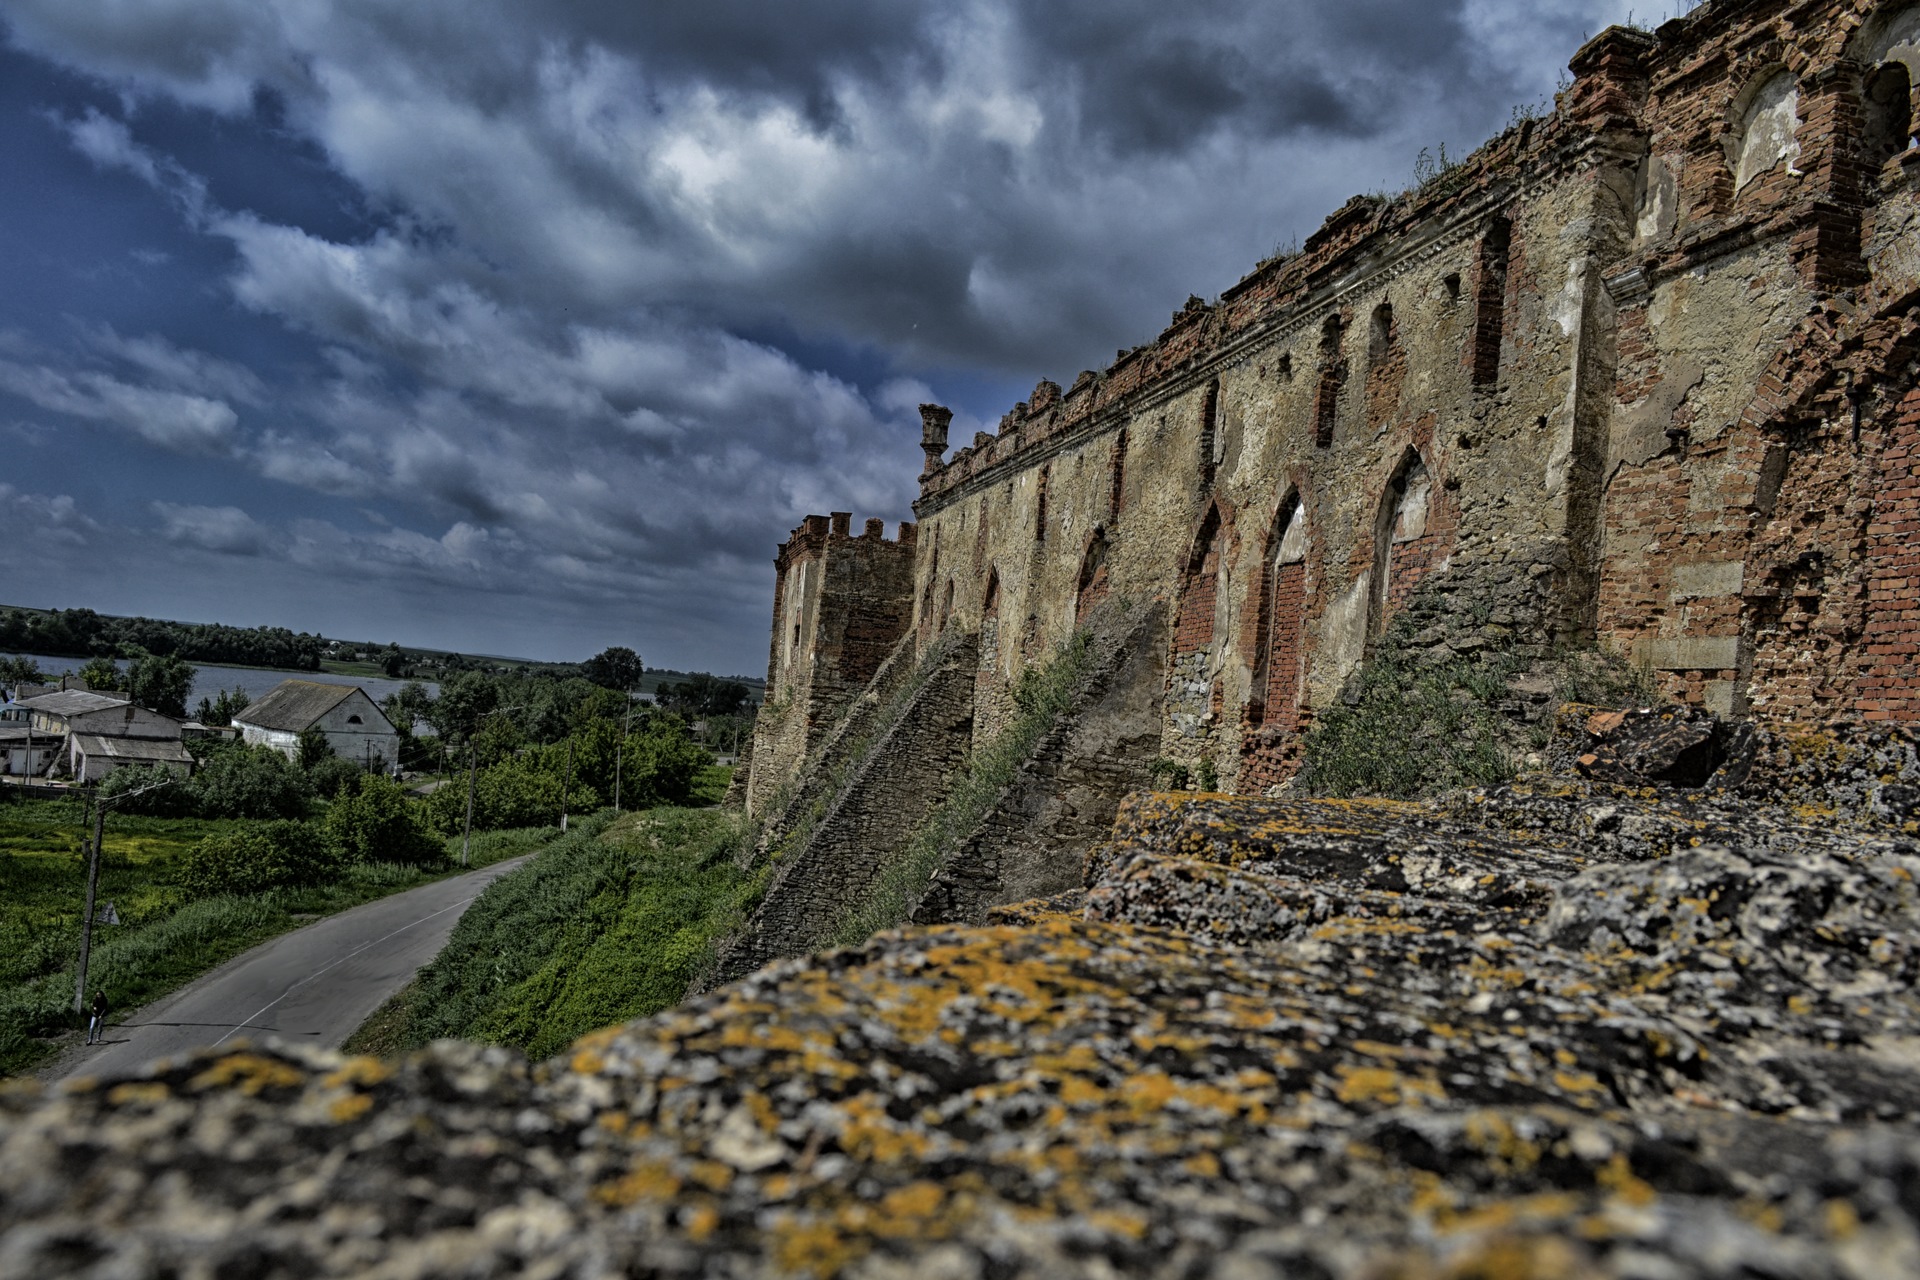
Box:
[3,653,438,712]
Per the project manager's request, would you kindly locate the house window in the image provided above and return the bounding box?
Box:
[347,715,363,725]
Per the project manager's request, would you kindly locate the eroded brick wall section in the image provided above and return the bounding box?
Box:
[1854,386,1920,720]
[756,1,1920,817]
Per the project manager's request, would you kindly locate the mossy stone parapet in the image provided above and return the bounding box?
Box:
[8,735,1920,1277]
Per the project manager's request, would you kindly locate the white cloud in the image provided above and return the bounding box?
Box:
[152,502,278,555]
[0,357,239,453]
[0,485,100,547]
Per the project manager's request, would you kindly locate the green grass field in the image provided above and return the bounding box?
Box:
[0,797,562,1078]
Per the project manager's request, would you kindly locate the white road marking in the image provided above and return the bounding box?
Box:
[209,891,483,1048]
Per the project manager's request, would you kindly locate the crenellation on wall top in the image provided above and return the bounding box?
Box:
[776,512,919,567]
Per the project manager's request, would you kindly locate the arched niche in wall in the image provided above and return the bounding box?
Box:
[980,567,1002,671]
[1856,7,1920,165]
[941,579,956,630]
[1168,505,1227,734]
[1727,69,1802,193]
[1367,450,1434,640]
[1249,491,1309,730]
[1075,532,1111,623]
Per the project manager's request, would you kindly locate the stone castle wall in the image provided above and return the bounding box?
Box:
[751,0,1920,810]
[744,513,917,818]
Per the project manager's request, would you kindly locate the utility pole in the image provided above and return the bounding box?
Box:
[560,737,574,832]
[73,796,106,1014]
[461,741,477,867]
[73,777,172,1015]
[613,688,632,812]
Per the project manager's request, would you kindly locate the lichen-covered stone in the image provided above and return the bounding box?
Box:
[7,763,1920,1277]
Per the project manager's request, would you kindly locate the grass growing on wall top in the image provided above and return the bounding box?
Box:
[1297,638,1661,799]
[387,805,749,1060]
[829,630,1095,948]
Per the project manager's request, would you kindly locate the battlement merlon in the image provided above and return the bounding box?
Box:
[774,513,918,570]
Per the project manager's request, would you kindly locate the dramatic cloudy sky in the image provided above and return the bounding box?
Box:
[0,0,1652,673]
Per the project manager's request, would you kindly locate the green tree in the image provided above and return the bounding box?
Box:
[188,743,316,820]
[0,655,44,685]
[125,652,196,718]
[382,681,435,733]
[582,646,643,691]
[380,642,407,678]
[296,727,333,770]
[430,671,499,743]
[96,763,193,817]
[326,774,444,866]
[195,686,251,727]
[78,656,122,692]
[660,672,750,719]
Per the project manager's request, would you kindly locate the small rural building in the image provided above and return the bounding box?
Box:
[0,726,57,778]
[69,734,193,783]
[17,689,180,739]
[234,681,401,769]
[8,689,191,782]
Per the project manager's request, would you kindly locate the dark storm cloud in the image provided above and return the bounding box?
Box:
[0,0,1640,669]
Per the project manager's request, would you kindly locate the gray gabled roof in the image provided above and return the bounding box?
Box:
[17,690,133,717]
[232,680,367,733]
[73,735,194,765]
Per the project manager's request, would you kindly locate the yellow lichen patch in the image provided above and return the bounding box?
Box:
[1184,1151,1222,1178]
[1335,1066,1406,1106]
[1058,1076,1105,1106]
[1424,1233,1597,1279]
[1596,1154,1656,1208]
[106,1081,170,1107]
[838,1094,930,1163]
[1551,1071,1607,1098]
[328,1093,374,1124]
[771,1215,870,1279]
[688,1160,734,1193]
[597,1112,631,1136]
[1089,1208,1151,1241]
[320,1057,391,1090]
[1824,1199,1860,1240]
[571,1049,607,1075]
[1432,1192,1586,1237]
[591,1161,683,1208]
[188,1053,305,1096]
[1463,1112,1543,1173]
[570,1026,622,1055]
[682,1203,721,1243]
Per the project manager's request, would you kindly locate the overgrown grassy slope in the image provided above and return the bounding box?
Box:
[384,805,750,1061]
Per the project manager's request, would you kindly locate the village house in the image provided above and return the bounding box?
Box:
[5,688,192,782]
[232,680,401,770]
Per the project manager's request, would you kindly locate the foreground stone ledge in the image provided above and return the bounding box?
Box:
[5,785,1920,1277]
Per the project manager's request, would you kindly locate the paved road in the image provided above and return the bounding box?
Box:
[54,856,531,1082]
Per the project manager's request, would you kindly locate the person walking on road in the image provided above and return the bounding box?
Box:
[86,990,108,1045]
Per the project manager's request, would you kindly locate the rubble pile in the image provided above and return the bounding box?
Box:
[5,719,1920,1278]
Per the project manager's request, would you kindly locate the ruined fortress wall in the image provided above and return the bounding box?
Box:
[745,514,917,818]
[753,0,1920,812]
